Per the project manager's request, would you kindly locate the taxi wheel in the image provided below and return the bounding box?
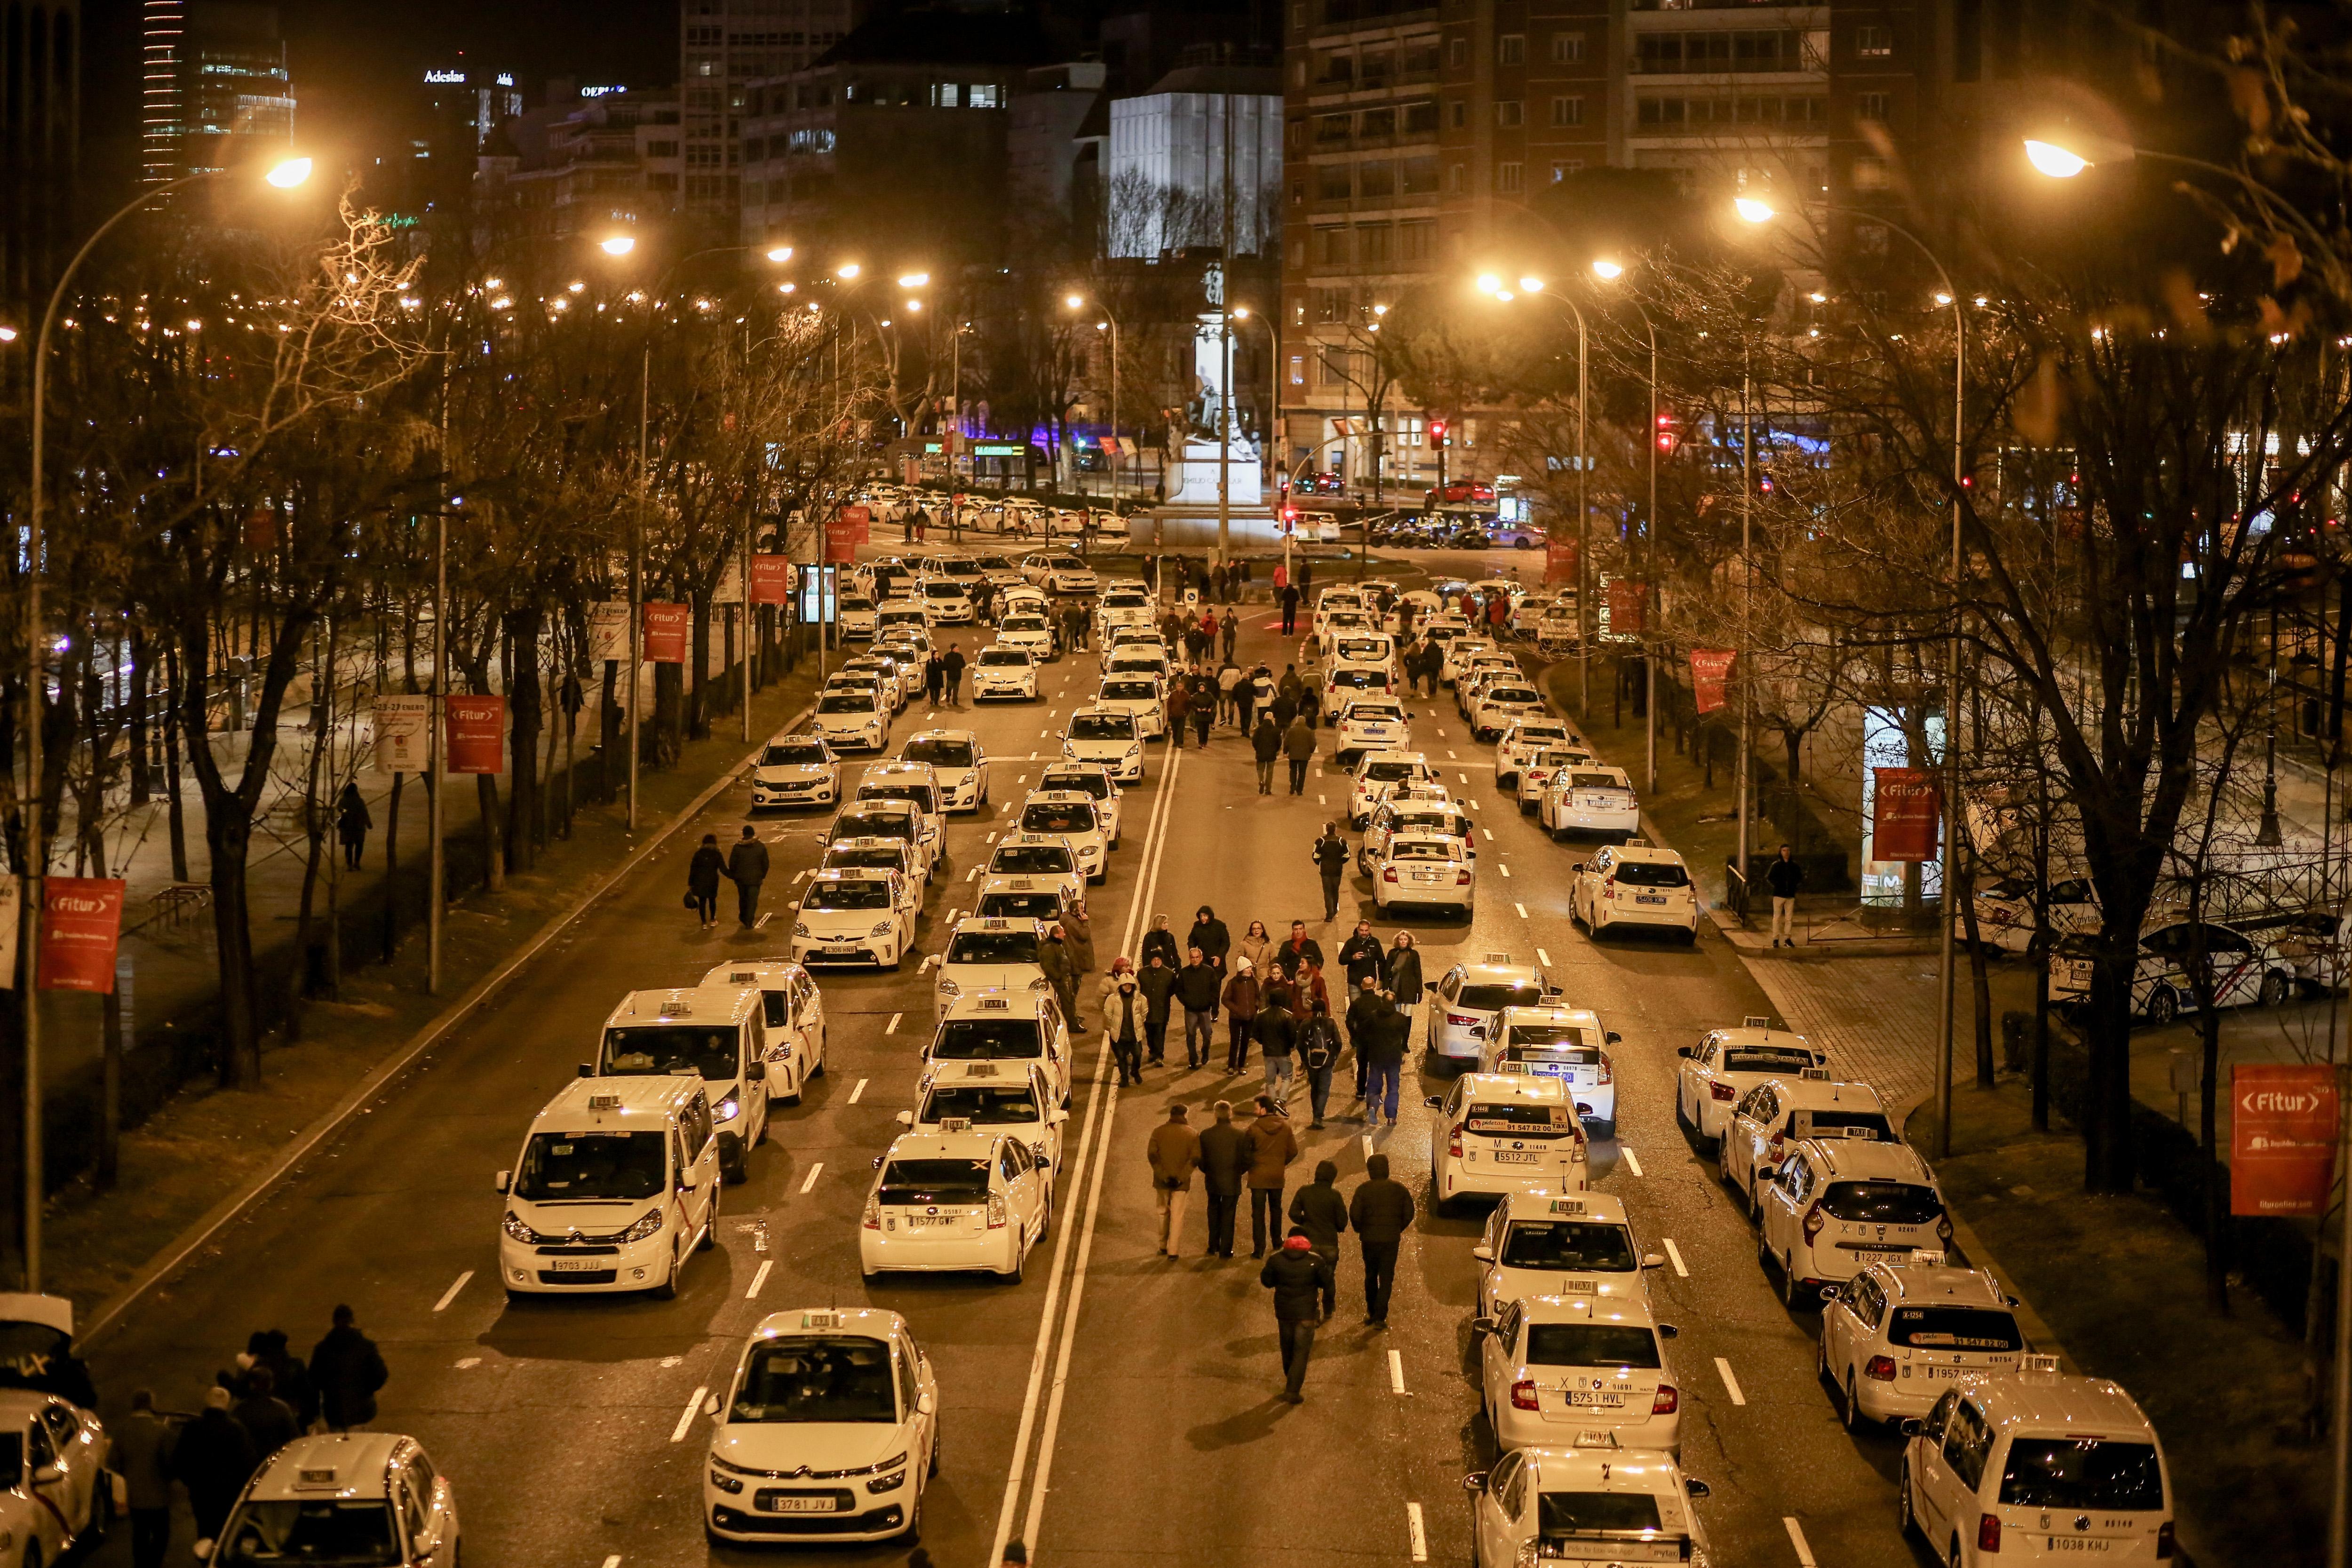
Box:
[652,1244,680,1300]
[1843,1373,1863,1431]
[2260,970,2290,1008]
[1780,1254,1802,1307]
[813,1030,828,1077]
[898,1484,924,1544]
[2146,986,2179,1026]
[1898,1458,1918,1537]
[699,1190,720,1250]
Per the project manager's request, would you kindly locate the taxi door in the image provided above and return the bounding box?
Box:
[1470,1449,1530,1568]
[22,1410,77,1554]
[677,1097,721,1244]
[790,971,828,1078]
[1757,1150,1805,1263]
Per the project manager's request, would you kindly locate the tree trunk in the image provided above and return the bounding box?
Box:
[2082,957,2137,1193]
[204,797,263,1088]
[1782,733,1804,855]
[599,659,623,800]
[381,772,404,965]
[689,595,713,741]
[162,645,189,883]
[128,626,152,805]
[654,661,683,765]
[503,606,543,874]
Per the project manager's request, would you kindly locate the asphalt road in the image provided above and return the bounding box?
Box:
[85,549,1932,1568]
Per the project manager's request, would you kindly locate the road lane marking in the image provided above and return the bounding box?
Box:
[1467,799,1481,812]
[967,866,978,881]
[660,1356,683,1369]
[747,1260,773,1298]
[1318,793,1327,805]
[886,1012,902,1034]
[1482,828,1494,842]
[754,911,771,930]
[1498,864,1511,878]
[1784,1518,1817,1568]
[1389,1350,1407,1394]
[800,1163,825,1194]
[849,1077,867,1103]
[1621,1148,1644,1178]
[1406,1502,1429,1562]
[432,1271,472,1313]
[1458,773,1469,784]
[989,830,1000,842]
[670,1386,707,1443]
[1715,1357,1746,1406]
[919,955,938,972]
[1362,1135,1374,1158]
[1663,1238,1689,1277]
[454,1357,480,1369]
[793,869,809,883]
[1515,903,1528,919]
[1535,947,1551,966]
[602,1557,621,1568]
[1447,750,1457,760]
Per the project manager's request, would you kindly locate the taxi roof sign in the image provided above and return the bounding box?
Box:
[978,997,1010,1010]
[295,1467,340,1488]
[1906,1250,1947,1267]
[801,1310,844,1330]
[2021,1353,2062,1375]
[1570,1430,1622,1450]
[1546,1199,1587,1215]
[1743,1015,1770,1029]
[586,1093,622,1111]
[940,1116,973,1133]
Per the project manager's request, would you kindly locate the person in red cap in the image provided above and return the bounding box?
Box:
[1259,1226,1335,1402]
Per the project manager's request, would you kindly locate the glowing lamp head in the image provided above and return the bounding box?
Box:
[264,156,313,189]
[897,272,930,288]
[1590,258,1624,281]
[1733,196,1775,224]
[1475,273,1502,295]
[836,263,862,279]
[766,245,794,262]
[599,235,636,256]
[1518,277,1543,293]
[1065,293,1085,310]
[2023,139,2090,178]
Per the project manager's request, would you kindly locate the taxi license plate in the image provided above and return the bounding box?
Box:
[1924,1366,1974,1379]
[763,1496,837,1514]
[2039,1541,2111,1553]
[1491,1151,1538,1166]
[1561,1391,1626,1408]
[907,1214,961,1228]
[548,1258,604,1272]
[1635,894,1668,905]
[1414,872,1441,883]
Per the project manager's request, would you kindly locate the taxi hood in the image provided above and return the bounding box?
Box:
[710,1419,907,1477]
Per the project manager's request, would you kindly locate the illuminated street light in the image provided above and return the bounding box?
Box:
[897,272,930,288]
[265,156,313,188]
[836,263,862,279]
[567,280,586,293]
[1475,273,1502,295]
[778,282,796,294]
[766,245,794,262]
[1590,258,1624,280]
[905,299,922,312]
[599,235,636,256]
[1065,293,1085,310]
[1733,195,1775,224]
[0,326,17,343]
[1518,277,1543,293]
[2023,138,2090,178]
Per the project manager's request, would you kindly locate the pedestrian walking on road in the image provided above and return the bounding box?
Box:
[1141,912,1180,971]
[1299,1001,1341,1127]
[1277,919,1325,980]
[175,1387,256,1547]
[1199,1100,1249,1256]
[1282,714,1316,794]
[1288,1159,1348,1314]
[1192,676,1216,745]
[943,643,967,707]
[335,782,372,871]
[1244,1094,1299,1257]
[1101,963,1147,1086]
[231,1363,301,1460]
[1313,821,1350,920]
[1000,1538,1031,1568]
[1384,931,1424,1022]
[1361,1004,1410,1127]
[1211,562,1229,602]
[1221,958,1262,1073]
[233,1328,317,1430]
[1167,678,1191,748]
[1348,1153,1416,1326]
[116,1389,177,1568]
[309,1304,389,1433]
[1339,921,1384,989]
[924,650,945,708]
[1147,1102,1202,1255]
[1766,842,1804,947]
[687,834,726,929]
[1236,918,1271,974]
[726,825,771,928]
[1261,1232,1334,1402]
[1280,581,1301,636]
[1189,904,1232,971]
[1176,946,1221,1067]
[1221,611,1239,661]
[1254,988,1297,1108]
[1138,948,1177,1064]
[1251,714,1281,794]
[1041,923,1081,1032]
[1346,973,1388,1104]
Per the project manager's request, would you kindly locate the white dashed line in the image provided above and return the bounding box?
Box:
[793,868,809,883]
[432,1271,472,1313]
[1482,828,1494,842]
[601,1556,622,1568]
[1715,1357,1746,1406]
[1662,1238,1689,1277]
[1515,903,1529,919]
[1318,793,1327,805]
[1498,864,1511,878]
[1467,799,1481,812]
[747,1260,773,1298]
[1362,1135,1375,1158]
[1406,1502,1429,1562]
[1535,947,1551,966]
[1389,1350,1407,1394]
[886,1012,902,1034]
[1784,1518,1817,1568]
[966,866,978,881]
[1458,773,1469,784]
[754,911,772,930]
[849,1078,867,1104]
[1447,750,1457,760]
[454,1356,480,1369]
[670,1386,708,1443]
[989,830,1001,842]
[1621,1148,1644,1177]
[800,1163,825,1194]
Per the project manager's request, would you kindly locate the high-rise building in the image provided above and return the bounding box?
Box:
[1104,63,1282,261]
[682,0,862,230]
[2,0,79,315]
[140,0,294,186]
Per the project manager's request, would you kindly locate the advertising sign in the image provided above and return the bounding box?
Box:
[713,558,744,606]
[824,518,860,563]
[1545,536,1578,587]
[839,504,871,542]
[372,695,432,774]
[643,602,690,664]
[748,556,794,606]
[797,565,837,624]
[1872,768,1941,862]
[1608,579,1647,637]
[1690,649,1736,715]
[445,694,507,774]
[2232,1064,2339,1217]
[38,877,125,994]
[588,602,631,663]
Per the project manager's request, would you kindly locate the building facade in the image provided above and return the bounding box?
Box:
[682,0,861,231]
[1104,65,1282,260]
[139,0,293,187]
[476,89,684,249]
[2,0,78,316]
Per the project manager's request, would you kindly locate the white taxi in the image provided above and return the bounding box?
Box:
[811,687,889,752]
[838,655,909,712]
[922,988,1074,1110]
[1494,718,1575,788]
[898,1059,1066,1171]
[1821,1256,2028,1429]
[496,1075,720,1299]
[974,878,1068,924]
[1372,831,1476,917]
[792,868,915,970]
[1095,674,1168,739]
[1469,677,1548,740]
[1441,637,1501,686]
[1095,588,1155,637]
[982,834,1086,910]
[1329,631,1399,683]
[1720,1075,1899,1213]
[1015,792,1110,882]
[1475,1294,1683,1455]
[703,1308,937,1545]
[1540,764,1641,843]
[1035,761,1122,845]
[700,959,829,1105]
[1422,956,1555,1067]
[1357,794,1472,875]
[1513,744,1595,813]
[750,734,842,812]
[2049,917,2296,1025]
[1571,844,1699,942]
[1672,1020,1826,1144]
[970,645,1040,701]
[996,610,1058,660]
[971,552,1023,588]
[917,577,975,625]
[1047,563,1099,595]
[1478,1005,1619,1134]
[1464,1446,1713,1568]
[900,729,989,811]
[849,763,946,867]
[0,1387,110,1567]
[859,1129,1053,1282]
[1473,1191,1663,1319]
[1347,749,1438,828]
[1062,706,1145,784]
[1759,1137,1953,1305]
[837,593,878,641]
[933,917,1051,1022]
[1334,696,1412,764]
[213,1432,456,1568]
[1104,644,1173,683]
[1426,1072,1589,1210]
[593,986,772,1181]
[1322,664,1396,709]
[826,800,935,886]
[1899,1369,2174,1566]
[821,835,927,898]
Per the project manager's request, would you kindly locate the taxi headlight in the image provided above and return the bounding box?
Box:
[501,1210,542,1244]
[709,1469,745,1495]
[715,1097,740,1122]
[615,1209,667,1244]
[938,977,961,996]
[794,922,811,938]
[872,920,897,937]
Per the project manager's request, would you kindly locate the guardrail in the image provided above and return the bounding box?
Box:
[1723,858,1750,923]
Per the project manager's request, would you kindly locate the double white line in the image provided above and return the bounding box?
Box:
[987,744,1184,1565]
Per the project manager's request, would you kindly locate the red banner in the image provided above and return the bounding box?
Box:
[824,518,860,563]
[445,694,507,774]
[2232,1064,2338,1217]
[1545,536,1578,587]
[1690,649,1735,715]
[39,877,124,994]
[643,602,689,663]
[840,504,871,542]
[1873,767,1941,862]
[748,556,794,606]
[1609,579,1647,637]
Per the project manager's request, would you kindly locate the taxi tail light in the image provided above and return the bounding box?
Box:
[1455,868,1472,885]
[1602,879,1617,900]
[1448,1012,1480,1027]
[1709,1082,1737,1102]
[1383,868,1399,883]
[1650,1383,1678,1416]
[1449,1126,1464,1158]
[862,1196,882,1230]
[1802,1201,1826,1243]
[1510,1379,1541,1411]
[2156,1522,2176,1559]
[1596,1057,1613,1085]
[987,1191,1009,1228]
[1863,1354,1898,1382]
[1977,1512,2002,1553]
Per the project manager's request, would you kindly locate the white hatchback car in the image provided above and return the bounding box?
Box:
[1464,1447,1713,1568]
[1347,750,1438,828]
[900,1059,1066,1171]
[1473,1191,1663,1319]
[1372,831,1476,917]
[836,593,879,641]
[1475,1294,1683,1456]
[811,687,889,752]
[1047,563,1099,595]
[1673,1021,1826,1143]
[1062,706,1145,783]
[1423,957,1555,1067]
[1426,1072,1589,1210]
[1478,1005,1619,1135]
[1494,718,1575,788]
[1571,843,1699,942]
[1541,764,1640,842]
[750,734,842,812]
[900,729,989,811]
[918,577,975,625]
[970,645,1040,702]
[703,1308,937,1545]
[214,1432,457,1568]
[1513,744,1596,813]
[792,868,914,970]
[1758,1137,1953,1306]
[1095,674,1167,739]
[923,988,1074,1109]
[1034,761,1122,844]
[1821,1257,2029,1429]
[983,834,1086,909]
[1357,795,1473,875]
[933,917,1051,1022]
[1016,793,1110,882]
[1334,696,1413,763]
[859,1129,1053,1281]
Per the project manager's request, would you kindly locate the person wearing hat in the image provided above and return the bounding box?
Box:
[1100,960,1149,1087]
[1259,1227,1336,1402]
[1000,1541,1030,1567]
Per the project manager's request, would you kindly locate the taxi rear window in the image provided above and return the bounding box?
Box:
[1789,1109,1892,1141]
[1363,760,1423,781]
[946,931,1041,964]
[1723,1046,1814,1073]
[879,1159,991,1204]
[1505,1024,1597,1055]
[922,1085,1041,1125]
[933,1018,1045,1059]
[1569,772,1626,790]
[978,891,1062,920]
[1612,860,1689,888]
[1821,1180,1942,1225]
[1997,1439,2164,1512]
[1022,805,1097,834]
[1500,1220,1637,1271]
[993,845,1073,874]
[1461,982,1544,1011]
[1524,1324,1662,1369]
[1888,1306,2022,1352]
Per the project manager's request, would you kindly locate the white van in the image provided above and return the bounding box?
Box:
[495,1075,722,1299]
[590,986,770,1181]
[699,959,829,1104]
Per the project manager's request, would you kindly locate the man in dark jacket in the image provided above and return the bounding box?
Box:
[230,1364,301,1460]
[1347,1152,1417,1326]
[116,1390,177,1568]
[1250,714,1281,794]
[924,651,946,708]
[1313,823,1350,920]
[309,1304,389,1432]
[942,643,968,707]
[1279,581,1302,635]
[1175,947,1222,1068]
[1766,842,1804,947]
[1339,921,1384,989]
[1198,1100,1251,1257]
[1287,1160,1349,1317]
[1252,993,1298,1110]
[1361,1004,1411,1128]
[726,824,771,928]
[1282,715,1317,795]
[1039,925,1081,1033]
[1346,973,1389,1104]
[175,1387,257,1544]
[1137,950,1178,1065]
[1243,1095,1299,1257]
[1260,1231,1335,1402]
[1188,905,1231,970]
[1192,676,1216,746]
[1277,920,1325,980]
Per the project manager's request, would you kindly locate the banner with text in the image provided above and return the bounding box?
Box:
[840,504,871,542]
[824,518,860,563]
[1608,579,1647,638]
[2232,1064,2339,1217]
[1872,768,1941,862]
[39,877,125,993]
[643,602,690,664]
[372,694,432,773]
[1545,536,1578,587]
[588,602,631,663]
[445,694,507,774]
[1690,649,1735,714]
[748,556,794,606]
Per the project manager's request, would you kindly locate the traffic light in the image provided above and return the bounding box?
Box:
[1655,408,1681,455]
[1430,418,1450,447]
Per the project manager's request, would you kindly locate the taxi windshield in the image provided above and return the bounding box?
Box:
[762,742,827,766]
[932,1018,1045,1059]
[1461,981,1544,1011]
[1888,1305,2023,1352]
[978,891,1062,920]
[1363,761,1424,782]
[602,1026,740,1081]
[825,846,905,871]
[1821,1181,1941,1225]
[879,1158,993,1204]
[1070,713,1135,740]
[514,1130,667,1202]
[922,581,964,599]
[1997,1439,2164,1511]
[1041,771,1109,798]
[731,1337,897,1424]
[221,1500,402,1568]
[1524,1323,1663,1369]
[978,649,1032,667]
[905,738,977,765]
[803,881,891,912]
[993,846,1073,875]
[946,931,1041,964]
[1022,805,1097,835]
[1514,726,1568,744]
[834,813,913,843]
[1004,615,1049,630]
[923,1085,1041,1124]
[1500,1220,1638,1271]
[817,694,874,714]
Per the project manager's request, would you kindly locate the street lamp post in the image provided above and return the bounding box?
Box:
[19,152,312,1289]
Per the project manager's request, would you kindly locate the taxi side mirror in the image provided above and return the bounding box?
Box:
[1423,1095,1445,1110]
[577,1063,595,1078]
[1423,981,1439,997]
[1676,1045,1695,1059]
[873,1155,887,1169]
[194,1541,217,1563]
[1819,1285,1842,1303]
[1462,1472,1489,1496]
[745,1062,766,1082]
[917,1390,936,1416]
[1642,1252,1666,1270]
[1683,1479,1711,1500]
[1470,1243,1494,1263]
[1899,1418,1924,1437]
[1605,1031,1623,1045]
[32,1463,63,1485]
[704,1393,722,1416]
[895,1110,915,1127]
[1051,1107,1068,1124]
[1470,1316,1495,1337]
[494,1170,511,1194]
[1572,862,1585,873]
[1657,1324,1679,1339]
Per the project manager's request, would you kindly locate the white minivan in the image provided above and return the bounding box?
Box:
[592,986,770,1181]
[496,1075,721,1299]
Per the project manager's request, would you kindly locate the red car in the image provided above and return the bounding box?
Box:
[1427,482,1496,505]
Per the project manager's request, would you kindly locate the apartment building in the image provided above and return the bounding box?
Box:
[476,90,684,248]
[682,0,860,231]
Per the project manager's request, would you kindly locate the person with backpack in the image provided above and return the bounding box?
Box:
[1298,1000,1342,1128]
